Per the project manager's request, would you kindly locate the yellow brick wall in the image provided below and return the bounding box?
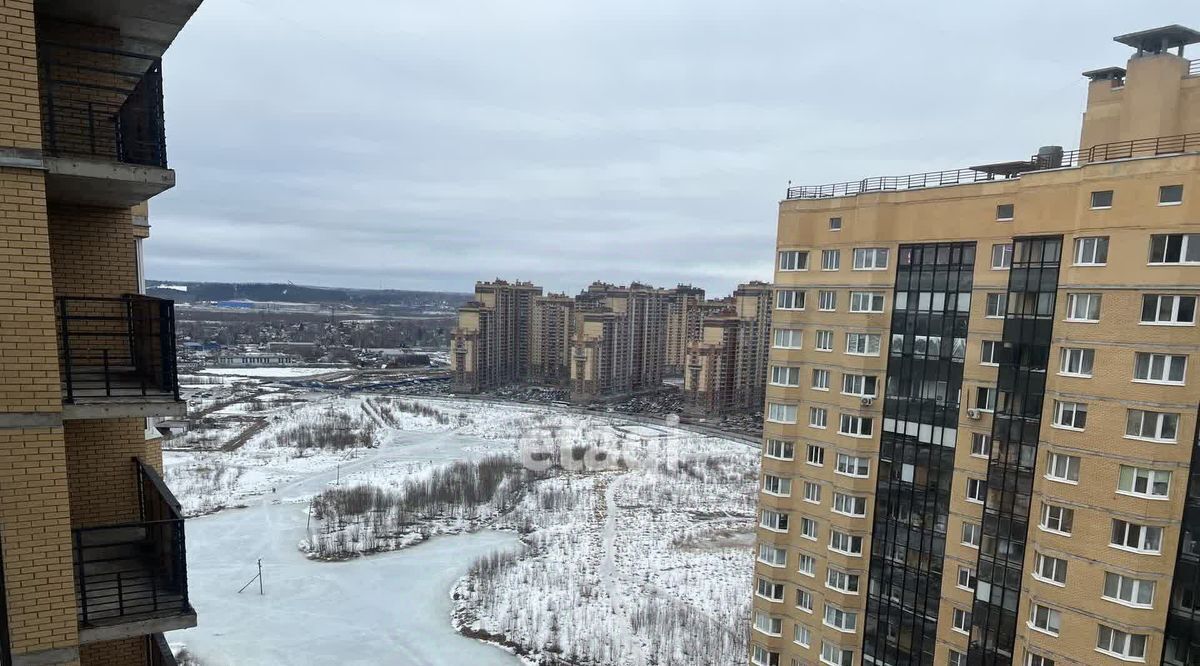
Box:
[80,636,147,666]
[0,427,79,656]
[64,418,160,528]
[0,0,40,150]
[47,204,138,298]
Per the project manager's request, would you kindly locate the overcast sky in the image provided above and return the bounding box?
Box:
[145,0,1189,296]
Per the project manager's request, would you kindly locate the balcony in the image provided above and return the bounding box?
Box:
[57,295,184,420]
[39,41,174,207]
[74,459,195,643]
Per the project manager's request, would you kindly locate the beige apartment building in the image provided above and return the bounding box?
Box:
[751,26,1200,666]
[0,2,202,665]
[683,281,773,415]
[450,279,542,392]
[530,293,575,385]
[569,281,670,402]
[666,284,707,375]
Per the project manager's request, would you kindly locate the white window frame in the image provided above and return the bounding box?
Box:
[828,530,863,556]
[776,289,806,311]
[751,645,779,666]
[1110,519,1163,554]
[762,474,792,497]
[1046,452,1080,484]
[823,603,858,633]
[961,521,980,548]
[820,642,853,666]
[757,543,788,568]
[770,365,801,387]
[798,553,816,577]
[1141,294,1197,326]
[755,577,785,602]
[1117,465,1170,500]
[1059,347,1095,377]
[818,290,837,311]
[1149,232,1199,264]
[800,517,818,541]
[809,407,828,429]
[1074,236,1109,264]
[835,453,869,478]
[966,477,986,503]
[1157,184,1184,206]
[975,386,996,413]
[1102,572,1155,609]
[832,492,866,517]
[985,292,1007,318]
[1032,552,1067,586]
[841,374,877,398]
[971,432,991,458]
[795,586,814,612]
[956,565,977,591]
[991,243,1013,269]
[1096,625,1148,661]
[849,291,885,313]
[815,330,834,352]
[772,328,803,349]
[837,414,873,438]
[753,611,784,637]
[845,332,881,356]
[1028,603,1061,636]
[951,607,971,635]
[806,444,825,467]
[760,509,789,533]
[1065,292,1101,322]
[1039,503,1074,535]
[794,623,811,648]
[1125,409,1180,443]
[1051,400,1088,431]
[826,567,859,595]
[996,203,1014,221]
[766,403,798,424]
[852,247,889,271]
[764,439,794,461]
[803,481,821,504]
[821,249,841,270]
[1133,352,1187,385]
[778,250,809,271]
[811,368,831,390]
[980,340,1000,366]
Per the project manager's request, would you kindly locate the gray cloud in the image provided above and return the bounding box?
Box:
[146,0,1188,295]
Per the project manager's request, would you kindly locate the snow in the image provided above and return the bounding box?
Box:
[165,388,757,665]
[198,367,350,378]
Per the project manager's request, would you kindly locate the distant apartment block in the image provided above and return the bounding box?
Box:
[0,1,203,664]
[530,293,576,385]
[666,284,707,375]
[749,25,1200,666]
[450,280,542,392]
[570,282,671,402]
[683,281,773,415]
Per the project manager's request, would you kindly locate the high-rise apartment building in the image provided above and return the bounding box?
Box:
[0,2,201,665]
[569,281,670,402]
[530,293,576,385]
[751,25,1200,666]
[684,281,773,415]
[450,279,542,392]
[666,284,707,375]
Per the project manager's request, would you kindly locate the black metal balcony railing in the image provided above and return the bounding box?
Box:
[148,633,178,666]
[57,295,180,403]
[785,131,1200,199]
[39,42,167,168]
[73,458,190,628]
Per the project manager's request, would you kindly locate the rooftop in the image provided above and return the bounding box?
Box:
[1114,24,1200,53]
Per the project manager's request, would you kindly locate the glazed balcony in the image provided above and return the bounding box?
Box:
[57,295,184,420]
[74,459,195,643]
[39,41,174,207]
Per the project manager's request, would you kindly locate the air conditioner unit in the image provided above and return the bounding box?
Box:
[860,396,874,407]
[966,408,981,420]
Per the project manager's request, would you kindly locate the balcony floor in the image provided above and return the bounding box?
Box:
[62,367,184,419]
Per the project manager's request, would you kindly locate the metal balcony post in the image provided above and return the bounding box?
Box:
[73,530,88,626]
[58,297,74,403]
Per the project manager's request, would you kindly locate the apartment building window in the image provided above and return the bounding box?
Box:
[1090,190,1114,209]
[763,474,792,497]
[949,650,966,666]
[753,611,783,637]
[957,565,977,591]
[751,645,780,666]
[796,587,814,612]
[767,403,798,424]
[820,642,854,666]
[951,608,971,634]
[1125,409,1179,442]
[765,439,794,461]
[809,407,828,428]
[771,366,801,387]
[800,518,818,541]
[1149,233,1199,264]
[1059,347,1095,377]
[823,604,858,633]
[1159,184,1184,205]
[981,340,1000,365]
[794,624,812,648]
[1103,572,1155,608]
[1133,352,1187,384]
[961,521,980,548]
[1111,519,1163,554]
[991,243,1013,269]
[1028,603,1061,635]
[1026,653,1056,666]
[829,530,863,556]
[811,368,831,390]
[758,543,787,568]
[1141,294,1196,325]
[826,567,859,594]
[1097,626,1148,661]
[971,432,991,458]
[841,374,877,397]
[829,217,843,231]
[779,250,809,271]
[853,247,889,270]
[776,290,806,310]
[985,292,1007,318]
[966,478,986,503]
[1046,452,1080,482]
[975,386,996,412]
[1117,465,1170,499]
[756,577,785,602]
[1065,292,1101,322]
[803,481,821,504]
[1074,236,1109,265]
[837,414,873,438]
[1040,503,1074,535]
[815,330,834,351]
[1033,553,1067,585]
[832,492,866,517]
[818,290,837,311]
[798,553,816,576]
[822,249,841,270]
[835,453,869,478]
[996,203,1014,221]
[773,328,802,349]
[845,332,880,356]
[806,444,825,466]
[760,509,789,532]
[1052,400,1088,430]
[849,291,885,313]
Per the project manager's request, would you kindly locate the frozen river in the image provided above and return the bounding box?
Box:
[168,429,525,665]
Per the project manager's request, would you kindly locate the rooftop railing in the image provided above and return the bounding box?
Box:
[39,42,167,168]
[785,131,1200,200]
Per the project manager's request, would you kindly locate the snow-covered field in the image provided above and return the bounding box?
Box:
[198,366,351,378]
[165,379,757,665]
